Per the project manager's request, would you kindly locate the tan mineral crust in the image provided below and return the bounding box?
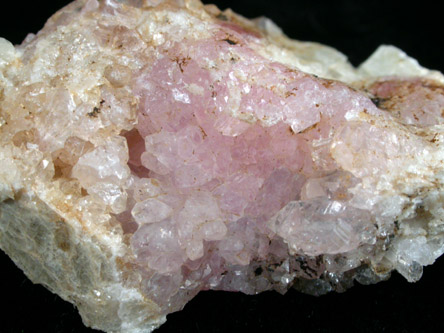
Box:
[2,0,444,332]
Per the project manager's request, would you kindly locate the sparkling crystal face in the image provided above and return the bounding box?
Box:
[1,0,444,332]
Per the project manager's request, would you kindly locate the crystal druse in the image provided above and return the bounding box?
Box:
[1,0,444,332]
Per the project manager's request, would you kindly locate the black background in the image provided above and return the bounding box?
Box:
[1,0,444,332]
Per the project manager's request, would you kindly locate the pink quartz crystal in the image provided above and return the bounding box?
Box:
[128,30,375,285]
[2,0,444,332]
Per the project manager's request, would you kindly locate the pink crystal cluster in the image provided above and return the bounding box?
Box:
[105,2,442,298]
[75,1,444,300]
[3,0,444,327]
[121,20,382,280]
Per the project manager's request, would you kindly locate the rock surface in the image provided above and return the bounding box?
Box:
[1,1,444,332]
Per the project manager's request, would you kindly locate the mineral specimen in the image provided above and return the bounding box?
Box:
[1,0,444,332]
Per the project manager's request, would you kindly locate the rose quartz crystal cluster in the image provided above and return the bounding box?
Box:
[2,0,444,332]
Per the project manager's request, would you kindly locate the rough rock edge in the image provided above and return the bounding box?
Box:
[0,194,165,333]
[1,1,444,332]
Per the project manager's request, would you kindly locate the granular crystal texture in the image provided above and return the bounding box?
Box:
[1,0,444,332]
